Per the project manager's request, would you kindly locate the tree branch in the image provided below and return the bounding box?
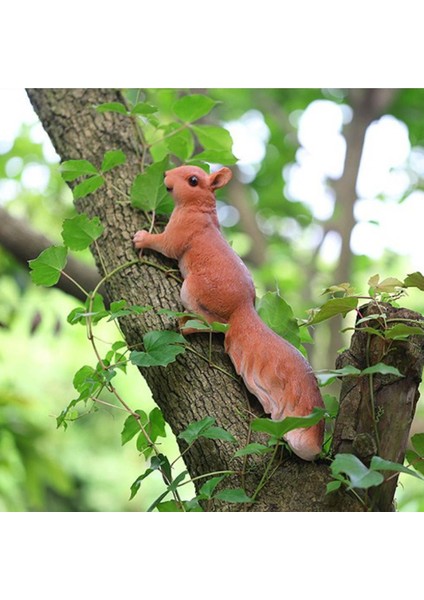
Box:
[0,205,105,304]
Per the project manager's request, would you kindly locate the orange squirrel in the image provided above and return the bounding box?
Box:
[133,165,324,460]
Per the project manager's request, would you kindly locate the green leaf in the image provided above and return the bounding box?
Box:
[194,149,238,165]
[198,475,227,500]
[307,296,358,325]
[214,488,254,503]
[404,271,424,291]
[326,480,343,494]
[178,416,216,445]
[251,407,327,438]
[316,365,361,386]
[101,149,126,173]
[61,214,104,251]
[323,394,339,418]
[412,433,424,456]
[129,330,187,367]
[60,159,98,181]
[406,450,424,476]
[129,457,164,500]
[73,174,105,200]
[131,102,158,115]
[173,94,217,122]
[330,453,384,490]
[121,410,147,445]
[164,124,195,161]
[369,276,404,293]
[192,124,234,153]
[370,456,424,480]
[130,157,172,214]
[96,102,128,115]
[233,443,272,458]
[107,300,152,320]
[156,500,183,512]
[257,291,304,354]
[360,363,403,377]
[29,245,68,287]
[201,426,236,443]
[149,407,167,440]
[385,323,424,340]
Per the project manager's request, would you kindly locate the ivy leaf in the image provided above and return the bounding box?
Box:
[121,410,147,445]
[194,149,238,165]
[129,457,164,500]
[360,363,403,377]
[307,296,358,325]
[61,214,104,250]
[178,416,216,445]
[201,426,236,443]
[406,450,424,476]
[131,102,158,115]
[173,94,217,122]
[316,365,361,386]
[412,433,424,456]
[370,456,424,480]
[384,324,424,340]
[95,102,128,115]
[198,475,227,500]
[404,271,424,291]
[101,149,126,173]
[29,245,68,286]
[330,454,384,490]
[251,407,327,438]
[326,480,343,494]
[130,330,187,367]
[257,291,304,354]
[165,126,195,161]
[149,407,167,440]
[60,159,98,182]
[214,488,254,503]
[73,174,105,200]
[130,158,172,213]
[233,443,272,458]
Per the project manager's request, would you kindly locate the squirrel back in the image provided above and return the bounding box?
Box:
[133,165,324,460]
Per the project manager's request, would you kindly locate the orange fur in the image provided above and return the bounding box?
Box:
[133,165,324,460]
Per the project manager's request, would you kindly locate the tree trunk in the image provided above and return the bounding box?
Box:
[26,88,419,511]
[332,302,424,511]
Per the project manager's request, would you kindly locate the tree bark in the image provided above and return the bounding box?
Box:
[332,302,424,511]
[26,88,414,512]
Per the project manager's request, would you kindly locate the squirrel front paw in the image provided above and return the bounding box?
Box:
[133,230,149,249]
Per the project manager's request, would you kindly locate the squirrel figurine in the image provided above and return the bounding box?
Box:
[133,165,324,460]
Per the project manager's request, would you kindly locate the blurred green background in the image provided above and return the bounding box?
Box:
[1,88,423,511]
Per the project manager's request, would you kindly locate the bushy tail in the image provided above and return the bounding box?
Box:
[225,303,324,461]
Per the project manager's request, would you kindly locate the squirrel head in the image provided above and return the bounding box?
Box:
[164,165,232,206]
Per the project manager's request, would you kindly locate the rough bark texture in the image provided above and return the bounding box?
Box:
[26,88,419,512]
[0,206,103,303]
[332,302,424,511]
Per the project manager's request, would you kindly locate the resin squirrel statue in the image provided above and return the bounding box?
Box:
[133,165,324,460]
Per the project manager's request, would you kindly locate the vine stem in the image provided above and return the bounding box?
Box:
[60,270,89,298]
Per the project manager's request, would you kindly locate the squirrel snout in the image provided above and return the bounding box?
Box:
[164,172,173,193]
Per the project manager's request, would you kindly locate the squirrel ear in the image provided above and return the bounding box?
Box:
[209,167,233,190]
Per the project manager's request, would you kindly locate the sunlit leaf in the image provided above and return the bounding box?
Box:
[131,102,158,115]
[95,102,128,115]
[173,94,217,122]
[257,291,304,354]
[29,245,68,286]
[307,297,358,325]
[130,157,171,213]
[370,456,424,480]
[130,330,187,367]
[60,159,98,181]
[73,174,105,200]
[384,323,424,340]
[61,214,104,250]
[101,149,126,173]
[404,271,424,291]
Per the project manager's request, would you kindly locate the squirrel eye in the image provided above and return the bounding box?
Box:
[188,176,198,187]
